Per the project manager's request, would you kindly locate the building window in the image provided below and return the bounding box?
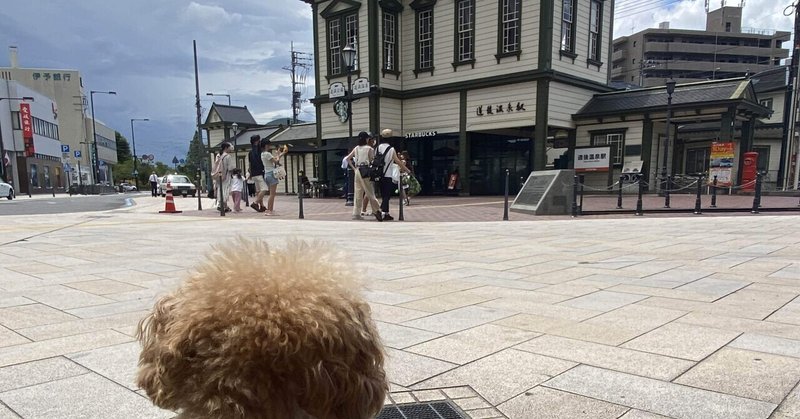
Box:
[760,98,773,119]
[752,145,770,172]
[456,0,475,64]
[686,147,709,175]
[30,164,39,187]
[383,12,398,72]
[499,0,521,54]
[327,12,359,77]
[588,0,603,65]
[591,132,624,165]
[725,22,731,32]
[560,0,577,55]
[43,166,51,188]
[10,111,20,129]
[416,8,434,72]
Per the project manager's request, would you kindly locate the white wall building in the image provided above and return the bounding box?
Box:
[0,79,65,194]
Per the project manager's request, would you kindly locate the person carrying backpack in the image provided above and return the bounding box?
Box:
[374,129,409,221]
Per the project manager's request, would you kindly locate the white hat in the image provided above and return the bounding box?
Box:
[380,128,393,138]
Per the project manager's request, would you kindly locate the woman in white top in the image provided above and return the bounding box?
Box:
[260,139,288,216]
[345,132,382,221]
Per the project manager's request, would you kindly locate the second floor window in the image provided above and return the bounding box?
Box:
[417,8,434,70]
[500,0,521,54]
[328,13,359,76]
[561,0,576,54]
[383,12,398,71]
[588,0,602,62]
[456,0,475,62]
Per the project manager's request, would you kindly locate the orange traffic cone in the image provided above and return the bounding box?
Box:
[159,182,182,214]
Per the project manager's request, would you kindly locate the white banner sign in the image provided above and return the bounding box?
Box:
[574,146,611,172]
[329,82,345,98]
[352,77,371,95]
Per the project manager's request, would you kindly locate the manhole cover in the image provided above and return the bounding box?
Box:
[378,386,506,419]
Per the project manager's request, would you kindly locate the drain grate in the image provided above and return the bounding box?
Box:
[377,385,506,419]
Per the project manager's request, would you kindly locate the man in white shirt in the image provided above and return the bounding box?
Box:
[148,172,159,197]
[377,129,409,221]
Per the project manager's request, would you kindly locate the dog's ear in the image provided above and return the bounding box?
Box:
[136,293,192,410]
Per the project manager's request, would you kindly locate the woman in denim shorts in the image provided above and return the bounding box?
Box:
[260,139,287,216]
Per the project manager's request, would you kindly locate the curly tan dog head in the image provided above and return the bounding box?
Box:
[136,239,387,419]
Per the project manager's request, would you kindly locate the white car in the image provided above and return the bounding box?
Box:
[158,174,197,197]
[0,181,14,200]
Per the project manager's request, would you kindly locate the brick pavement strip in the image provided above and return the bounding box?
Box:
[0,197,799,418]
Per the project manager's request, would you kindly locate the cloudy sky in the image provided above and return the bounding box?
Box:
[0,0,793,162]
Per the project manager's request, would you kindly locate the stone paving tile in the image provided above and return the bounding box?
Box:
[384,348,457,387]
[771,264,800,280]
[401,305,514,334]
[621,323,740,361]
[399,280,483,297]
[375,321,441,349]
[414,349,576,405]
[0,330,133,368]
[0,327,29,349]
[15,311,148,341]
[64,298,157,319]
[772,383,800,419]
[0,357,88,393]
[64,279,146,295]
[0,304,78,329]
[480,298,602,321]
[674,348,800,404]
[515,335,695,380]
[558,290,647,312]
[0,373,172,419]
[67,342,141,390]
[0,297,33,309]
[674,277,750,299]
[406,324,539,365]
[397,291,494,314]
[728,333,800,359]
[634,269,713,289]
[618,410,672,419]
[18,285,116,310]
[368,302,431,323]
[544,365,776,419]
[675,312,800,341]
[767,297,800,326]
[362,289,421,305]
[498,386,629,419]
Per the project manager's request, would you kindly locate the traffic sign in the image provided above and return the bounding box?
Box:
[74,150,82,158]
[61,144,70,153]
[179,159,185,164]
[172,156,179,164]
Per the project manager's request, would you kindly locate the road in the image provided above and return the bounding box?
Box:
[0,193,134,215]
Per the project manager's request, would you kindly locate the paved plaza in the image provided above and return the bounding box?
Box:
[0,195,799,418]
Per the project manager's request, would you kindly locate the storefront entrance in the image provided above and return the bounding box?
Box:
[468,133,531,195]
[402,134,460,195]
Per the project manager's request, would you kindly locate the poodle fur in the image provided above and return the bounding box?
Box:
[135,239,387,419]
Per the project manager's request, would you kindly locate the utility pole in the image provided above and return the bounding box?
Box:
[779,1,800,189]
[282,42,313,125]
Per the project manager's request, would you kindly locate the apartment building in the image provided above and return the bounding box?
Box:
[611,6,789,87]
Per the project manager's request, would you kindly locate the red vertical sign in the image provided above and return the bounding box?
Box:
[19,103,34,157]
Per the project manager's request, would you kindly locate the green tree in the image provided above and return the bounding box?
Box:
[185,131,206,175]
[115,131,132,162]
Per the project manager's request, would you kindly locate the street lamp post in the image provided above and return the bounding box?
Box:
[206,93,231,106]
[342,43,356,207]
[90,90,116,185]
[0,97,34,184]
[232,122,239,170]
[661,79,677,198]
[130,118,149,191]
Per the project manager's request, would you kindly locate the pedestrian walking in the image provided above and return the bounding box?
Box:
[345,132,382,221]
[230,168,244,212]
[377,129,409,221]
[211,143,235,212]
[149,172,159,197]
[248,135,267,212]
[245,170,256,197]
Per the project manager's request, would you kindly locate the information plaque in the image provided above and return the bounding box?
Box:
[511,169,575,215]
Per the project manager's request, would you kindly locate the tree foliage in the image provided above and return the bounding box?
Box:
[115,131,132,163]
[185,130,207,176]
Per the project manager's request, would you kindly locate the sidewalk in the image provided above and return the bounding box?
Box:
[0,200,799,418]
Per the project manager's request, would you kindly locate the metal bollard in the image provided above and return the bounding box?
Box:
[398,178,405,221]
[298,174,304,219]
[635,174,644,216]
[579,175,585,216]
[693,175,703,215]
[571,175,578,218]
[664,175,671,208]
[504,169,510,221]
[751,172,762,214]
[196,171,203,211]
[710,175,718,208]
[616,175,624,209]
